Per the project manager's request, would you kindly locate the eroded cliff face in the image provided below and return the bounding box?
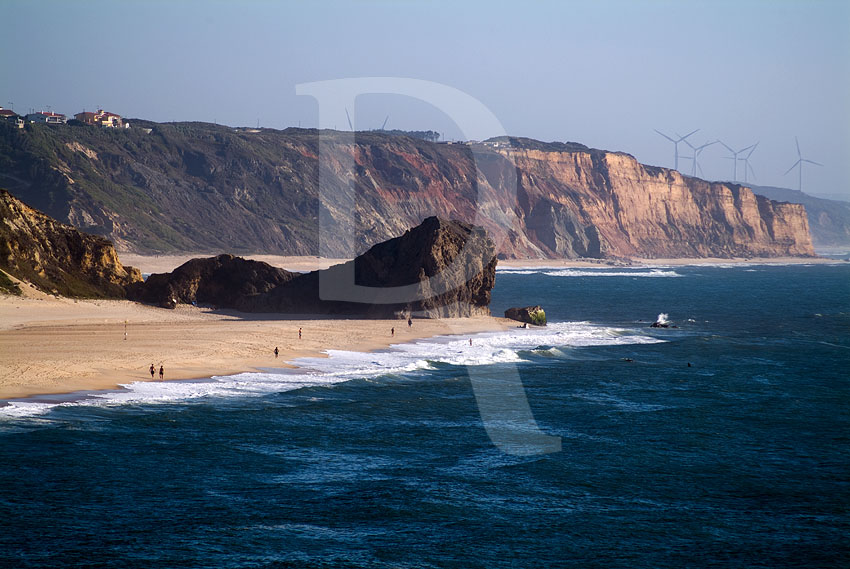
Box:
[0,122,814,259]
[0,189,142,297]
[505,148,814,258]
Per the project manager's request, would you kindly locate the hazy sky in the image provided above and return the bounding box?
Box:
[2,0,848,199]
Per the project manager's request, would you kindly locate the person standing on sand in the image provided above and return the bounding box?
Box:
[274,347,279,358]
[408,317,412,328]
[469,338,473,346]
[298,328,302,340]
[391,327,395,337]
[159,365,164,380]
[150,364,155,379]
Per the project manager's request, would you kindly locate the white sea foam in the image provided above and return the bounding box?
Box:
[497,268,682,278]
[0,322,664,418]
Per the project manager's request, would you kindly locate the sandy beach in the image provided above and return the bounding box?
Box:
[3,252,840,401]
[0,282,511,400]
[118,253,351,274]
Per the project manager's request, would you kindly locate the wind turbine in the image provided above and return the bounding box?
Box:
[381,115,390,130]
[681,139,717,177]
[737,142,759,183]
[345,108,354,131]
[718,141,753,182]
[655,128,699,171]
[784,137,821,192]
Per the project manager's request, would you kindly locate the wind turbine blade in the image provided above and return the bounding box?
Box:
[697,163,704,177]
[718,140,734,153]
[795,136,801,158]
[737,144,753,154]
[783,160,801,176]
[748,163,757,181]
[683,139,697,150]
[745,141,759,158]
[802,159,823,166]
[681,128,699,141]
[654,129,675,142]
[345,108,353,131]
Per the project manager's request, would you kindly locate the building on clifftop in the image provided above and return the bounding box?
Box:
[25,111,67,125]
[74,109,126,128]
[0,108,24,129]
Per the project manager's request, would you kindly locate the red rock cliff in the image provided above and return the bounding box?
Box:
[0,123,814,259]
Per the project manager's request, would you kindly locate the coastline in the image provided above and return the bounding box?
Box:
[0,294,511,401]
[498,255,844,269]
[117,252,845,276]
[4,251,841,402]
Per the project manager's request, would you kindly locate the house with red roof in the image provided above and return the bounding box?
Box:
[0,108,24,129]
[26,111,67,125]
[74,109,125,128]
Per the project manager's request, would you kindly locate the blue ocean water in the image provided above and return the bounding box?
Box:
[1,264,848,568]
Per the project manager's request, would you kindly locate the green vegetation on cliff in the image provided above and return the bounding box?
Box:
[0,188,142,297]
[0,270,22,296]
[0,120,816,259]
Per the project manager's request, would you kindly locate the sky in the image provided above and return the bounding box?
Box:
[2,0,848,200]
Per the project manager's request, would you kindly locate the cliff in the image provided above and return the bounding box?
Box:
[0,188,142,297]
[130,217,497,318]
[748,185,850,249]
[504,145,814,258]
[0,121,814,259]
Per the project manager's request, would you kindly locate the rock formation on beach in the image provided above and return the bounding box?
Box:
[0,121,815,259]
[126,254,296,309]
[237,216,497,317]
[129,217,498,318]
[0,188,142,297]
[504,306,547,326]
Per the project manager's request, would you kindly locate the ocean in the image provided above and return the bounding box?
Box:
[1,264,848,568]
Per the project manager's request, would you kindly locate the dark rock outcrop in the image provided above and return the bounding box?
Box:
[126,254,296,309]
[504,306,547,326]
[236,217,497,318]
[0,188,141,297]
[0,121,815,260]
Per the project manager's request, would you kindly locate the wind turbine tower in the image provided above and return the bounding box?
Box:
[738,142,759,183]
[784,137,821,192]
[682,139,717,177]
[718,141,753,182]
[654,129,699,171]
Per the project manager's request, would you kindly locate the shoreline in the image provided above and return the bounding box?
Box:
[0,295,512,401]
[118,252,846,275]
[498,255,844,269]
[3,253,843,403]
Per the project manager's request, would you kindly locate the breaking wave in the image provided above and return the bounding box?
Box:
[0,322,664,418]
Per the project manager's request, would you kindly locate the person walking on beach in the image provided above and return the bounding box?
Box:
[149,364,155,379]
[274,347,279,358]
[391,327,395,337]
[159,365,164,380]
[469,338,473,346]
[298,327,302,340]
[408,317,412,328]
